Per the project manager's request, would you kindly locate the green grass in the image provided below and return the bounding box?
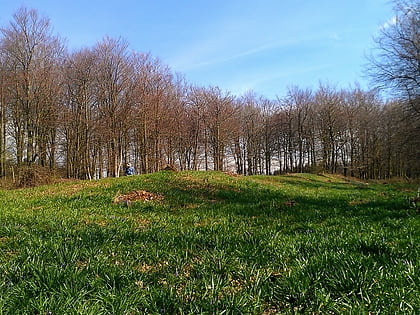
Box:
[0,171,418,314]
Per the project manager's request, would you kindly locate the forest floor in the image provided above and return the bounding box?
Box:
[0,171,418,314]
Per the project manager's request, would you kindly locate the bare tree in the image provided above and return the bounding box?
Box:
[0,55,7,176]
[237,92,263,174]
[130,52,175,173]
[202,87,237,171]
[93,37,132,177]
[162,74,189,169]
[367,0,420,116]
[283,87,314,173]
[0,7,63,167]
[379,99,420,178]
[61,48,98,179]
[314,84,346,173]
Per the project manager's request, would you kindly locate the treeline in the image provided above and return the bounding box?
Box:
[0,8,419,180]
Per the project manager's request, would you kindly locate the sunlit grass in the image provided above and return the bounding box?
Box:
[0,171,418,314]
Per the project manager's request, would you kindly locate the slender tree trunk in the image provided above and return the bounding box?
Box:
[0,83,5,177]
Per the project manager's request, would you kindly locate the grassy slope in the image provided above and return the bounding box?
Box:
[0,171,418,314]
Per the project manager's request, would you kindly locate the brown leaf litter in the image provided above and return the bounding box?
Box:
[113,190,163,205]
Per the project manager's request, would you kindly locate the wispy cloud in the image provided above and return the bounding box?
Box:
[167,29,278,72]
[162,0,386,98]
[380,16,396,30]
[166,8,312,72]
[168,32,331,73]
[168,40,267,72]
[223,63,333,98]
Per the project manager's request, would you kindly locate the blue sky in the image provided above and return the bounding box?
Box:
[0,0,394,99]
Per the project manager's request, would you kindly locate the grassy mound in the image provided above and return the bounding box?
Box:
[0,171,418,314]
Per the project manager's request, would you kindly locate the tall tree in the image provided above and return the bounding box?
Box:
[162,74,189,169]
[283,87,313,173]
[62,48,97,179]
[314,84,345,173]
[0,7,63,167]
[203,87,237,171]
[93,37,131,177]
[0,55,7,176]
[367,0,420,116]
[237,92,264,175]
[130,52,174,173]
[260,98,276,175]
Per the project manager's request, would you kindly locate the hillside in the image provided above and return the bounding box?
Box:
[0,171,418,314]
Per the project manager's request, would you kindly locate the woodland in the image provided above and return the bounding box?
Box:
[0,2,419,184]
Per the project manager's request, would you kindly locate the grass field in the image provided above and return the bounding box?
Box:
[0,171,418,314]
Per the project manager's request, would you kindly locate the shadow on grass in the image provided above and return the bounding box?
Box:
[2,171,418,314]
[46,171,415,227]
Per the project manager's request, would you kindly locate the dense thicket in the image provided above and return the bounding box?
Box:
[0,7,419,181]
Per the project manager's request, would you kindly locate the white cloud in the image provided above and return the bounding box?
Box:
[380,16,396,29]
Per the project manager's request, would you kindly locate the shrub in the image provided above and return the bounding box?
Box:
[16,165,54,188]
